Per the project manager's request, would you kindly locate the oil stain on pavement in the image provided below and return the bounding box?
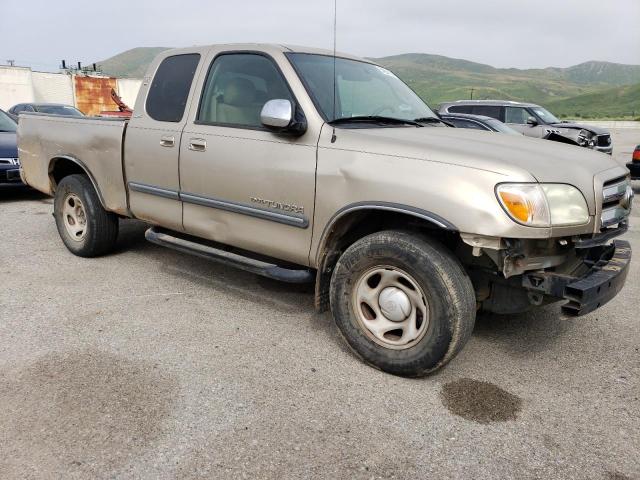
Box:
[440,378,522,424]
[0,349,178,477]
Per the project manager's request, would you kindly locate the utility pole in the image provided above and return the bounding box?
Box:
[470,88,474,100]
[7,59,15,66]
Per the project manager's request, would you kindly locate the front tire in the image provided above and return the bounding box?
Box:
[54,174,119,257]
[330,230,476,377]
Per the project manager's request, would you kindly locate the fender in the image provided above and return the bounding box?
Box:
[313,201,458,312]
[48,155,108,209]
[317,201,457,263]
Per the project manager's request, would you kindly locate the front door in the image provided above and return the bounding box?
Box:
[504,106,546,138]
[179,51,318,266]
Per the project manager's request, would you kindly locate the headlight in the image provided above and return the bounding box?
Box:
[496,183,589,227]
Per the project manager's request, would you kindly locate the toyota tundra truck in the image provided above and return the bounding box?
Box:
[17,44,633,377]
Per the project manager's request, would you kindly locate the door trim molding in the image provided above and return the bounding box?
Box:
[129,182,180,200]
[128,182,309,229]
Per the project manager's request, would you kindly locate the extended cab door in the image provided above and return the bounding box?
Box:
[178,49,319,266]
[124,51,203,230]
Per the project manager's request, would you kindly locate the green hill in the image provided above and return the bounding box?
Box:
[373,54,640,112]
[96,48,640,119]
[545,83,640,119]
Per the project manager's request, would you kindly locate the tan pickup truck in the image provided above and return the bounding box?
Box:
[18,44,633,376]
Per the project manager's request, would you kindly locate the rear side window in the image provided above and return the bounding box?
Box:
[146,54,200,122]
[472,105,501,120]
[448,105,473,114]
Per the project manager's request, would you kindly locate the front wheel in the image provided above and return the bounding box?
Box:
[54,174,119,257]
[329,230,476,377]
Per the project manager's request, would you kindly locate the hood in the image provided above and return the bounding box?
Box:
[549,122,609,135]
[332,126,624,211]
[0,132,18,158]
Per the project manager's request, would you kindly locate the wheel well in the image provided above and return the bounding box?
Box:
[314,209,461,312]
[49,157,87,188]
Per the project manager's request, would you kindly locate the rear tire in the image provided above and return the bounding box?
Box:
[54,174,119,257]
[330,230,476,377]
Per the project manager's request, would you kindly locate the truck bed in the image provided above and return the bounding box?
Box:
[18,113,130,216]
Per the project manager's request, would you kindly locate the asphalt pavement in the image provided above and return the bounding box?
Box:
[0,129,638,480]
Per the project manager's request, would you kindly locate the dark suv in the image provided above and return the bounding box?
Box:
[437,100,613,155]
[0,109,22,185]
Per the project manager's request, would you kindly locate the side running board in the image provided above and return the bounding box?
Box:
[144,227,314,284]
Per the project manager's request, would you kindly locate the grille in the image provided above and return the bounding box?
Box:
[601,175,633,228]
[596,134,611,147]
[0,158,19,165]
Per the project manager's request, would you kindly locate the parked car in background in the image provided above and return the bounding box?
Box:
[627,145,640,180]
[0,109,22,186]
[7,103,84,121]
[438,112,521,135]
[438,100,613,154]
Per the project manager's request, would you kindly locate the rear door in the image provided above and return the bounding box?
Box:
[124,51,203,230]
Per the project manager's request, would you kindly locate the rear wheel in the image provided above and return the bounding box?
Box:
[54,174,119,257]
[330,230,476,377]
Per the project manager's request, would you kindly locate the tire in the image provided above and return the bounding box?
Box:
[54,174,119,257]
[330,230,476,377]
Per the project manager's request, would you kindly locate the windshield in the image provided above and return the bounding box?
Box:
[0,110,17,132]
[531,106,560,124]
[36,105,84,116]
[287,53,436,124]
[486,118,521,135]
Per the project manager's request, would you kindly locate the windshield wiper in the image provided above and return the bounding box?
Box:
[329,116,423,127]
[414,116,447,125]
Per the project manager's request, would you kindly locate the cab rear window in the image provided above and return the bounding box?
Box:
[146,54,200,122]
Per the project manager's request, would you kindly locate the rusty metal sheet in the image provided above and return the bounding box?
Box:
[73,76,118,116]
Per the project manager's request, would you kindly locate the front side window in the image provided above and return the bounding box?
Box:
[530,106,560,124]
[0,110,17,132]
[198,53,294,128]
[504,107,530,124]
[287,53,436,123]
[146,53,200,122]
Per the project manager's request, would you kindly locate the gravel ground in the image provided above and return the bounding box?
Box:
[0,130,638,480]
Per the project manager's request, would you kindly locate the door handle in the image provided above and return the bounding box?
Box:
[189,138,207,152]
[160,135,175,147]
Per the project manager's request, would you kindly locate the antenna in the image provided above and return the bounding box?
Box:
[331,0,338,143]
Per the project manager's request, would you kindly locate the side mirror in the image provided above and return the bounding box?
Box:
[261,99,292,128]
[261,99,307,136]
[526,116,538,126]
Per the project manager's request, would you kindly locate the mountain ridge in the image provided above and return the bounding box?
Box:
[96,47,640,118]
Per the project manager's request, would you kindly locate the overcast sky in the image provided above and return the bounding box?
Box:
[1,0,639,71]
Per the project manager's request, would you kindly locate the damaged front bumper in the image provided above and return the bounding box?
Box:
[522,240,631,316]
